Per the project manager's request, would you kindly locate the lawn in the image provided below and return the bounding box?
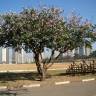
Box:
[0,70,96,88]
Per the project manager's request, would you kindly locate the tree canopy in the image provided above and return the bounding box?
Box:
[0,13,23,51]
[0,7,96,80]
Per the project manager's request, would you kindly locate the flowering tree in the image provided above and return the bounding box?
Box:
[0,13,24,63]
[0,8,96,80]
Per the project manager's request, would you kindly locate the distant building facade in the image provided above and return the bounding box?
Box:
[63,45,92,58]
[0,47,34,64]
[74,46,91,56]
[0,45,92,64]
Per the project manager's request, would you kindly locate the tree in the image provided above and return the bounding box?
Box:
[0,13,24,63]
[20,8,96,80]
[20,8,68,80]
[0,8,96,80]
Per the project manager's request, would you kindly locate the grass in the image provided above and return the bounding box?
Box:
[0,91,16,96]
[47,70,66,76]
[47,69,96,83]
[0,72,40,87]
[0,70,96,88]
[77,74,96,79]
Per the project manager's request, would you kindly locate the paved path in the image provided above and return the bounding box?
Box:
[15,80,96,96]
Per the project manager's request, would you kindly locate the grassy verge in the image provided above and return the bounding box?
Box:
[0,70,96,87]
[47,70,66,76]
[0,72,39,87]
[47,69,96,78]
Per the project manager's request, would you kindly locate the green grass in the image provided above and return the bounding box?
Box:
[78,74,96,79]
[47,70,66,76]
[0,72,39,87]
[47,69,96,77]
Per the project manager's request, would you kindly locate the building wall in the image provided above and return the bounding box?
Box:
[0,47,2,64]
[0,46,92,64]
[8,47,16,64]
[79,46,84,56]
[63,46,92,58]
[2,48,6,63]
[75,47,79,55]
[85,47,92,56]
[6,48,9,64]
[75,46,91,56]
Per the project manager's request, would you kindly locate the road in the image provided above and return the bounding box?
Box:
[15,81,96,96]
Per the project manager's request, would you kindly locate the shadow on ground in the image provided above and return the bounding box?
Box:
[55,72,96,77]
[0,72,39,82]
[0,91,16,96]
[0,71,95,83]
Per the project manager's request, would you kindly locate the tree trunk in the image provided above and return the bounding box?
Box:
[34,52,46,81]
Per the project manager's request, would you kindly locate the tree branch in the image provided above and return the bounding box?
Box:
[46,51,62,69]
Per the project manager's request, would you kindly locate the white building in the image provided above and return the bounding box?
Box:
[63,46,92,57]
[75,46,91,56]
[0,47,34,64]
[0,45,92,64]
[0,47,16,64]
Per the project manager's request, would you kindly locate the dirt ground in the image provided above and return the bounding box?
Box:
[0,60,95,71]
[0,63,71,71]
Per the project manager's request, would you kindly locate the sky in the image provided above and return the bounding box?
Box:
[0,0,96,50]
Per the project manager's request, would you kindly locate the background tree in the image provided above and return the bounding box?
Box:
[0,13,24,64]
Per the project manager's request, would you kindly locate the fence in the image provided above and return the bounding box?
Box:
[66,60,96,75]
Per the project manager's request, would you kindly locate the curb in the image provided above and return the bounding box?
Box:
[55,81,70,85]
[0,86,7,90]
[0,78,95,90]
[23,84,40,88]
[82,78,95,82]
[0,84,41,90]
